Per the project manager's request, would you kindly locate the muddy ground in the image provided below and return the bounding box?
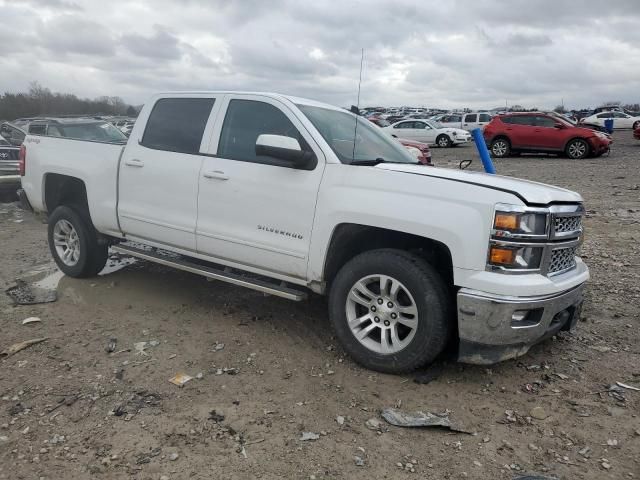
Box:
[0,132,638,480]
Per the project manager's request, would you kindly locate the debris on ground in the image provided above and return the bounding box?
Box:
[168,372,193,387]
[134,341,149,356]
[529,406,548,420]
[1,337,48,357]
[208,410,225,422]
[336,415,345,426]
[105,337,118,353]
[5,280,57,305]
[354,455,365,466]
[300,432,320,441]
[380,407,471,434]
[616,381,640,391]
[21,317,42,325]
[110,390,162,418]
[365,418,384,431]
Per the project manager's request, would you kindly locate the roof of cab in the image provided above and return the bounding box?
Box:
[151,91,345,112]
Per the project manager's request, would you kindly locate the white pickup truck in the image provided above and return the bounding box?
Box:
[19,92,589,372]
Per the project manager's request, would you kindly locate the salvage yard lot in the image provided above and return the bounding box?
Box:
[1,132,639,479]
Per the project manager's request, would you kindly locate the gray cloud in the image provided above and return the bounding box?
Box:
[0,0,638,110]
[121,26,182,60]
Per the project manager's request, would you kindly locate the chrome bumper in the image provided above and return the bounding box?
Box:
[456,283,586,364]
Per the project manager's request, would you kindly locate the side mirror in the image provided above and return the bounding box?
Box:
[255,134,315,169]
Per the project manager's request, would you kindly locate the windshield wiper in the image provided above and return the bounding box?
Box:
[349,158,419,166]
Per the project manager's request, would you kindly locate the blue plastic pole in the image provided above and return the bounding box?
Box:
[471,128,496,174]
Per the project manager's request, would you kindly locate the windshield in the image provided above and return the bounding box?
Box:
[59,122,127,143]
[298,105,416,164]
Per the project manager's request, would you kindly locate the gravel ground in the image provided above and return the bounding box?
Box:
[0,131,638,479]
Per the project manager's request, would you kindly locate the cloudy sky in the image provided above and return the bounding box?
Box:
[1,0,639,110]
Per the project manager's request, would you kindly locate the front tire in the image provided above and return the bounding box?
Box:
[329,249,451,373]
[565,138,589,159]
[48,205,108,278]
[436,135,452,148]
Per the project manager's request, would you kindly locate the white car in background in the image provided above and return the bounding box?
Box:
[383,119,472,147]
[581,111,638,129]
[438,112,493,131]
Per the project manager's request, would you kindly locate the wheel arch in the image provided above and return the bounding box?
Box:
[322,223,454,290]
[563,136,591,155]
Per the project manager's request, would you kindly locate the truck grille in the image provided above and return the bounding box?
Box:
[549,246,577,275]
[553,215,582,236]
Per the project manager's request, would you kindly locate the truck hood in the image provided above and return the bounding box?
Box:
[376,164,583,205]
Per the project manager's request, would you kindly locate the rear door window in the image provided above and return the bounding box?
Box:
[535,116,556,128]
[142,98,215,154]
[465,114,477,123]
[479,113,491,122]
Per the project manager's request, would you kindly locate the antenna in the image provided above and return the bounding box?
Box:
[352,48,364,161]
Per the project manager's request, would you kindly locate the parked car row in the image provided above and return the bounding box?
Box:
[579,111,639,130]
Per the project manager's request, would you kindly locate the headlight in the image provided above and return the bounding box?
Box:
[492,204,548,239]
[488,243,544,270]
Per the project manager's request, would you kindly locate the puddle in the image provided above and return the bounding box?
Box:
[33,269,65,290]
[5,250,138,305]
[6,280,57,305]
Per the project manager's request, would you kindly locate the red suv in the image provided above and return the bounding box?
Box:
[483,112,612,159]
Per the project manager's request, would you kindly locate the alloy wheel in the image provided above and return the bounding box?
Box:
[53,219,81,266]
[568,141,587,159]
[492,140,508,157]
[346,274,418,354]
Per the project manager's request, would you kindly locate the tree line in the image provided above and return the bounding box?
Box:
[0,82,138,121]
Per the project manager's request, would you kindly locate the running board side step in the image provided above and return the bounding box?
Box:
[111,243,308,301]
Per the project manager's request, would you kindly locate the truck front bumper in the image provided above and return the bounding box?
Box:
[456,283,586,364]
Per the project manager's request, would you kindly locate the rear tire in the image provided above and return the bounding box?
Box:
[565,138,589,159]
[329,249,451,374]
[490,137,511,158]
[436,135,452,148]
[633,120,639,130]
[48,205,108,278]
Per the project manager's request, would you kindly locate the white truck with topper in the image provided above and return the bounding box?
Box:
[18,92,589,373]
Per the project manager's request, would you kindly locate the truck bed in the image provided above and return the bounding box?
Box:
[21,135,126,236]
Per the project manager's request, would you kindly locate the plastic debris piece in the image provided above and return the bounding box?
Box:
[134,342,148,356]
[1,338,48,357]
[106,337,118,353]
[616,382,640,391]
[381,407,471,434]
[300,432,320,441]
[168,373,193,387]
[22,317,42,325]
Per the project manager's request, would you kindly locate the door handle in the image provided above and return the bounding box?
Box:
[124,158,144,167]
[203,170,229,180]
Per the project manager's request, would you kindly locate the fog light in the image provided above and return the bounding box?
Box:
[510,308,543,328]
[511,310,529,322]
